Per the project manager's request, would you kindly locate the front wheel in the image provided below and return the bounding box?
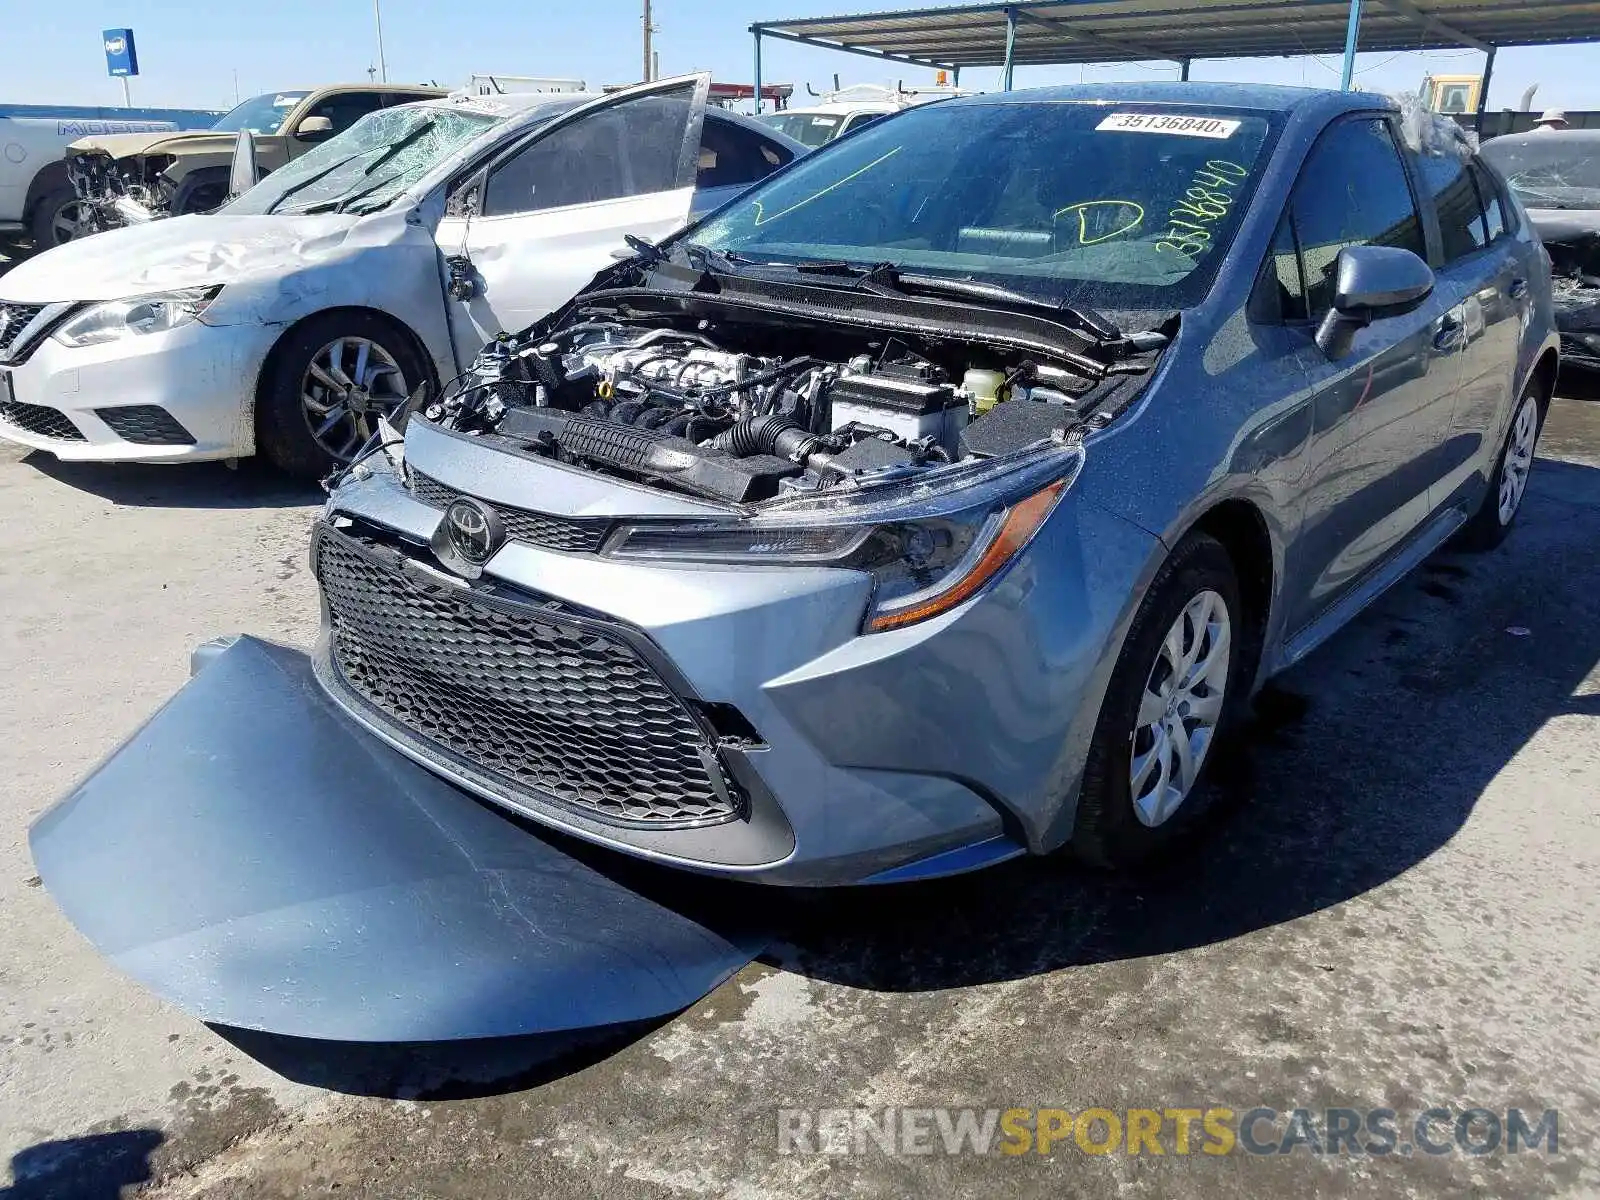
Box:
[29,187,91,248]
[256,312,426,480]
[1456,382,1543,552]
[1070,533,1246,869]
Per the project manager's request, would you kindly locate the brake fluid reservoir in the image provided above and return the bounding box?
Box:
[963,368,1008,415]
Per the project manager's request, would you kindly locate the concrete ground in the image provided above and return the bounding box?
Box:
[2,394,1599,1198]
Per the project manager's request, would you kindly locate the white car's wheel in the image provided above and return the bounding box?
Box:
[257,312,426,480]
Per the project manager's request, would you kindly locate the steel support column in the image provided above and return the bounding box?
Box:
[1475,44,1497,134]
[753,29,764,113]
[1340,0,1363,89]
[1003,7,1018,90]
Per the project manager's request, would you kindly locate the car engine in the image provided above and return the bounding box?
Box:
[424,321,1104,504]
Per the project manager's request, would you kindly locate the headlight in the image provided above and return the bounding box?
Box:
[605,442,1081,632]
[52,286,222,348]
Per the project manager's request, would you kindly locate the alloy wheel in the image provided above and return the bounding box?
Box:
[1129,589,1231,828]
[1497,393,1538,526]
[50,200,90,246]
[299,337,409,462]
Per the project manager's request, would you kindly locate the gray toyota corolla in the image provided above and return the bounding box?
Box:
[32,83,1558,1042]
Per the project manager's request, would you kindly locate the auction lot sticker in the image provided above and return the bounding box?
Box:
[1096,112,1242,138]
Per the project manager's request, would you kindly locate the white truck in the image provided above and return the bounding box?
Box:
[0,105,220,247]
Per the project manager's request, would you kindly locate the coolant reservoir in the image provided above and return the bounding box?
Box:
[962,368,1008,415]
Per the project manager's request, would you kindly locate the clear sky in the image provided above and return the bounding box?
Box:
[4,0,1598,115]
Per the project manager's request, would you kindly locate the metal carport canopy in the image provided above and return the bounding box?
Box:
[750,0,1600,101]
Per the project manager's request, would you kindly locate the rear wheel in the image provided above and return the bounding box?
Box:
[29,187,91,248]
[256,312,425,480]
[1456,381,1543,552]
[1070,533,1246,869]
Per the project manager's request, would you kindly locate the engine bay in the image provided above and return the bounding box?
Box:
[423,313,1148,505]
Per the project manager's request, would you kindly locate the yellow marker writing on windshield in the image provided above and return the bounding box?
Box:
[751,148,904,227]
[1053,200,1146,245]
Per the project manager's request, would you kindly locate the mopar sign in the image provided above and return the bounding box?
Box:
[103,28,139,77]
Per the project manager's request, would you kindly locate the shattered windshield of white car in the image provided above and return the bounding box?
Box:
[1480,136,1600,210]
[225,106,505,217]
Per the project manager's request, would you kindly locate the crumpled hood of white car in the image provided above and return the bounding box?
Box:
[0,213,364,304]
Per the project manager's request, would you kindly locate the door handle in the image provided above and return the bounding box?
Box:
[1508,278,1529,301]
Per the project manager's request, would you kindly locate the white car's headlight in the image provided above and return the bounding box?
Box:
[53,286,222,348]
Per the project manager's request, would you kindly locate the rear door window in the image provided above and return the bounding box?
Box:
[1468,160,1508,241]
[697,116,793,190]
[1415,151,1487,262]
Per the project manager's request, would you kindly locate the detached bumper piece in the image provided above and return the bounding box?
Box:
[0,398,84,441]
[95,404,197,446]
[29,636,765,1042]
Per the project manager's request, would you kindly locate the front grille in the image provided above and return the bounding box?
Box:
[95,405,197,445]
[312,524,741,828]
[409,472,611,554]
[0,303,48,363]
[0,398,84,441]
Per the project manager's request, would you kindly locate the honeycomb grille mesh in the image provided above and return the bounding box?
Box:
[95,405,197,445]
[410,473,612,554]
[0,303,47,363]
[0,398,84,441]
[313,526,739,827]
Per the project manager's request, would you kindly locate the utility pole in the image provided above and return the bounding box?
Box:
[643,0,653,82]
[373,0,388,82]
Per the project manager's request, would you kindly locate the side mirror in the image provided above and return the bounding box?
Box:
[1316,245,1435,358]
[294,115,335,141]
[227,129,260,199]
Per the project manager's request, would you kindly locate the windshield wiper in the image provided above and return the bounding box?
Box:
[270,122,439,216]
[266,154,364,215]
[786,260,1123,342]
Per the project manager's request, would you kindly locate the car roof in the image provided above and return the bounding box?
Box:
[951,80,1392,116]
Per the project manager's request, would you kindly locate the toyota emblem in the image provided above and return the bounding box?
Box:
[432,497,505,578]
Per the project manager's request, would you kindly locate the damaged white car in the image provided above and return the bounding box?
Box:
[0,75,802,476]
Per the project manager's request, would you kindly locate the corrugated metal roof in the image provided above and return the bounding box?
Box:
[753,0,1600,67]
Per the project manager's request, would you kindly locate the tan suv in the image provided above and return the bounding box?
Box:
[58,83,445,241]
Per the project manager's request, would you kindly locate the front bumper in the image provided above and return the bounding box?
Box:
[0,317,279,462]
[30,636,767,1042]
[314,420,1158,885]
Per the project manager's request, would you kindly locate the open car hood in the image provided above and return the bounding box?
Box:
[29,637,766,1042]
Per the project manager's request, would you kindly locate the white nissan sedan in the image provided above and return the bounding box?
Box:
[0,76,802,476]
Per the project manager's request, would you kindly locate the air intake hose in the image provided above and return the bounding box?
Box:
[711,414,819,462]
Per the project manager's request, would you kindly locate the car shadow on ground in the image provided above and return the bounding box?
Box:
[0,1130,163,1200]
[21,452,321,510]
[204,446,1600,1100]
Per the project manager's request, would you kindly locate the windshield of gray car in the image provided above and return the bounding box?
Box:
[762,112,845,147]
[1479,136,1600,210]
[224,105,507,217]
[691,101,1277,310]
[211,92,312,135]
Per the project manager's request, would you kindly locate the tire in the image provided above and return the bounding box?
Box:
[1070,533,1248,869]
[29,187,89,249]
[1455,380,1543,552]
[173,169,230,216]
[256,311,428,480]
